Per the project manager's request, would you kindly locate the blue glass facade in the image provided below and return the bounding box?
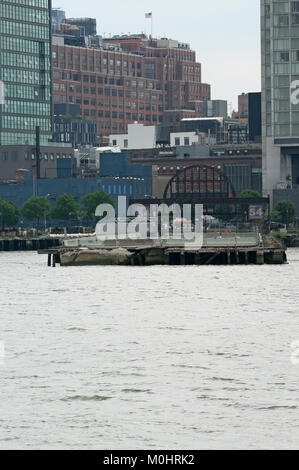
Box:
[0,0,52,146]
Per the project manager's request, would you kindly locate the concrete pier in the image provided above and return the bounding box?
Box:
[39,234,287,267]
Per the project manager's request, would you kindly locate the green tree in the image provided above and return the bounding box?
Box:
[22,196,50,224]
[0,198,19,227]
[81,190,116,220]
[238,190,262,221]
[214,204,235,222]
[50,194,79,221]
[239,190,262,198]
[271,200,296,227]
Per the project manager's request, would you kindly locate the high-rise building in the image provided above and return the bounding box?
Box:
[52,7,66,33]
[0,0,52,147]
[200,99,228,118]
[261,0,299,200]
[52,8,65,24]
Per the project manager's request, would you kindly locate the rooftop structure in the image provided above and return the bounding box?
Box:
[66,17,97,37]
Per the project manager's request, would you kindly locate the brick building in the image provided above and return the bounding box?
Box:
[52,34,211,138]
[232,93,249,123]
[0,144,74,181]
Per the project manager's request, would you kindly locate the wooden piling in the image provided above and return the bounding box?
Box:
[256,250,264,265]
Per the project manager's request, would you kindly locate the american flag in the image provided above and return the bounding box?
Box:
[145,12,152,18]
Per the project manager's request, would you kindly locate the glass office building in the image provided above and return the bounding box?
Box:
[0,0,52,146]
[261,0,299,199]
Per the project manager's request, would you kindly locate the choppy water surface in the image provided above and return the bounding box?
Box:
[0,249,299,449]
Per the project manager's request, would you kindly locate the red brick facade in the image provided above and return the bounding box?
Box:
[52,38,211,137]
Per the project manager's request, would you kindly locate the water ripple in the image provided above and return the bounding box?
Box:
[1,249,299,449]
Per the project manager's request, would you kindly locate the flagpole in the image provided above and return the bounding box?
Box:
[145,12,153,38]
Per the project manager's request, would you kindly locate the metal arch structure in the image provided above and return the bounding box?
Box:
[131,165,270,211]
[163,165,236,202]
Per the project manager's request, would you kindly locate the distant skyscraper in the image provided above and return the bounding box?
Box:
[52,8,65,25]
[261,0,299,198]
[52,7,66,33]
[0,0,52,146]
[200,100,228,118]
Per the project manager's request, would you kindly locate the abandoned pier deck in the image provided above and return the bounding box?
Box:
[39,233,287,267]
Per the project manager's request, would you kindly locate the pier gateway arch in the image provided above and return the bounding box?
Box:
[132,165,269,216]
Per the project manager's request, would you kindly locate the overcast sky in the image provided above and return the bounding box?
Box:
[54,0,261,110]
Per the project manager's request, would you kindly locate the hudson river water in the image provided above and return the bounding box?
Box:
[1,249,299,450]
